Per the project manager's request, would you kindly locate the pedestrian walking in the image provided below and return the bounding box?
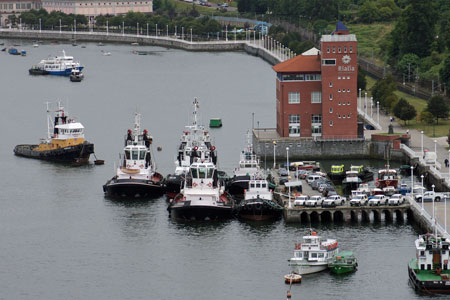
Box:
[390,116,393,122]
[406,129,409,135]
[445,158,449,168]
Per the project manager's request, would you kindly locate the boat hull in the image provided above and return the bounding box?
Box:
[103,178,165,198]
[13,142,94,164]
[235,198,282,221]
[165,174,184,197]
[329,265,357,274]
[290,263,328,275]
[408,265,450,294]
[47,66,84,76]
[170,204,232,221]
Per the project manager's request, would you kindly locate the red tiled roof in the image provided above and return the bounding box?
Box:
[272,54,321,73]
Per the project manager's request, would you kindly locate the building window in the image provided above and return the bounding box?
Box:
[344,46,347,53]
[16,3,20,8]
[338,47,341,53]
[329,82,333,87]
[338,76,341,80]
[305,74,321,81]
[311,114,322,135]
[329,108,333,113]
[281,74,304,81]
[338,89,341,93]
[348,114,351,118]
[343,115,346,118]
[330,120,333,127]
[348,101,350,105]
[347,76,350,79]
[338,114,341,119]
[350,46,353,53]
[289,114,300,123]
[329,94,333,100]
[311,91,322,103]
[347,89,350,92]
[332,46,335,53]
[327,47,330,53]
[322,59,336,66]
[288,115,300,137]
[288,92,300,104]
[338,101,341,106]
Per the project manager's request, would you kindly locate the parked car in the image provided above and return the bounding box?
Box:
[350,194,369,206]
[305,195,324,207]
[306,174,322,185]
[278,167,288,177]
[322,195,346,207]
[294,195,309,206]
[368,194,389,206]
[296,169,310,179]
[323,187,336,197]
[221,2,229,7]
[318,183,329,193]
[418,191,444,202]
[388,194,405,206]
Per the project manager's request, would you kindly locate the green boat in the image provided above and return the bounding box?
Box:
[209,118,222,128]
[328,251,358,274]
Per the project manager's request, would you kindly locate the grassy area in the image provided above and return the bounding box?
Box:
[169,0,239,17]
[347,22,394,64]
[365,75,450,137]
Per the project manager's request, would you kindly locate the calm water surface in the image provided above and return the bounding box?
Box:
[0,40,444,299]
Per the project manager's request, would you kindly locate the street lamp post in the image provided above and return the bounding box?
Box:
[370,96,373,118]
[107,20,109,36]
[364,92,368,116]
[59,19,61,34]
[273,141,277,169]
[190,28,192,43]
[432,184,436,223]
[411,166,414,197]
[156,24,158,37]
[377,101,379,126]
[448,149,450,182]
[434,140,437,168]
[74,19,76,34]
[122,21,124,36]
[421,131,424,157]
[39,18,41,33]
[421,175,424,210]
[136,22,139,37]
[287,147,291,209]
[359,88,361,110]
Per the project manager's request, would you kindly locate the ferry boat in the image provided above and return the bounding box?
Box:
[103,113,165,198]
[227,133,265,198]
[327,164,345,182]
[165,99,218,198]
[375,165,399,189]
[14,102,94,164]
[408,233,450,294]
[35,50,84,76]
[328,251,358,274]
[342,170,362,195]
[288,231,339,275]
[234,177,283,221]
[169,161,233,221]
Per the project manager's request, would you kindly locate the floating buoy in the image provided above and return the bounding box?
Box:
[284,273,302,284]
[286,291,292,299]
[157,146,162,151]
[94,160,105,165]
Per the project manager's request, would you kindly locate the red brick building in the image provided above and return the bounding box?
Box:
[273,22,358,139]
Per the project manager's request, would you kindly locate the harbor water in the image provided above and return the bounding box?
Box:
[0,41,445,299]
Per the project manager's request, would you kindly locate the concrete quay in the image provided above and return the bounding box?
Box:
[0,28,285,65]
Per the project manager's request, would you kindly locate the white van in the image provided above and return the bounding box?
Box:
[306,174,322,185]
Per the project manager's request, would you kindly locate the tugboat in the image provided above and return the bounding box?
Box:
[408,233,450,294]
[165,98,218,198]
[288,231,339,275]
[69,68,84,82]
[227,132,265,198]
[328,251,358,274]
[168,161,233,221]
[342,170,362,195]
[103,112,165,198]
[374,165,399,189]
[234,177,283,221]
[14,102,94,164]
[327,164,345,182]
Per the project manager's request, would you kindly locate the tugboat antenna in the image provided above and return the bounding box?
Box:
[45,101,52,140]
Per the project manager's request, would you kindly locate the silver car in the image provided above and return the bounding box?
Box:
[305,195,324,207]
[388,194,405,206]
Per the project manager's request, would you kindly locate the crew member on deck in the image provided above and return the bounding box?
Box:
[143,129,152,148]
[126,129,132,146]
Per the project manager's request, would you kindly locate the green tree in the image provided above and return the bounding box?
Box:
[420,111,434,125]
[397,53,420,80]
[440,56,450,89]
[372,74,397,109]
[359,1,380,23]
[357,65,367,91]
[426,95,449,124]
[393,98,417,125]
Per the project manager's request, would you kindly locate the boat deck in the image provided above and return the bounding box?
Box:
[409,259,450,281]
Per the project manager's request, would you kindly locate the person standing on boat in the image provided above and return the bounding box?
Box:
[143,129,152,148]
[126,129,133,146]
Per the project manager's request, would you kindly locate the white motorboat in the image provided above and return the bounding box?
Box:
[36,50,84,76]
[288,231,339,275]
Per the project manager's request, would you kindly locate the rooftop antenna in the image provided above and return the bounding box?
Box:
[45,101,52,140]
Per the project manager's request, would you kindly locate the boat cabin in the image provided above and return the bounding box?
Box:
[54,122,84,140]
[186,162,217,188]
[351,165,363,173]
[246,179,271,200]
[331,165,344,174]
[416,234,450,271]
[122,144,150,169]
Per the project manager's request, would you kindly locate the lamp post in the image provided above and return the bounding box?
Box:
[190,28,192,43]
[448,149,450,182]
[225,25,228,41]
[182,27,184,40]
[156,24,158,37]
[370,96,373,118]
[146,23,148,37]
[411,166,414,196]
[364,92,368,116]
[19,18,21,32]
[421,131,424,157]
[39,18,41,33]
[106,20,109,36]
[432,184,435,222]
[359,88,361,110]
[273,141,277,169]
[74,19,76,34]
[446,194,448,233]
[421,175,424,210]
[136,22,139,37]
[287,147,291,209]
[59,19,61,34]
[434,139,437,168]
[376,101,379,126]
[122,21,124,36]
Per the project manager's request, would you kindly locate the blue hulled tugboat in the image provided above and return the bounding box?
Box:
[103,112,164,198]
[14,102,94,165]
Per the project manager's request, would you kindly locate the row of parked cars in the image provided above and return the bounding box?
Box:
[349,193,406,206]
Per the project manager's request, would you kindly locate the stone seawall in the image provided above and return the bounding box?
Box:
[0,30,281,64]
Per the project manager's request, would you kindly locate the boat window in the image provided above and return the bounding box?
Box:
[318,253,325,258]
[191,168,198,178]
[207,168,214,178]
[262,183,266,188]
[420,264,425,270]
[199,168,207,179]
[125,150,131,159]
[311,253,318,258]
[256,183,261,188]
[295,251,302,258]
[250,183,255,188]
[139,150,146,160]
[132,150,139,160]
[427,264,431,270]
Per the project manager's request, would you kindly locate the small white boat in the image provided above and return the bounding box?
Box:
[288,231,339,275]
[33,43,39,48]
[101,50,111,56]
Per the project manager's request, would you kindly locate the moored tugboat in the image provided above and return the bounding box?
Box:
[103,112,164,198]
[408,233,450,294]
[349,165,373,182]
[327,164,345,182]
[14,102,94,164]
[165,98,218,198]
[341,170,362,195]
[234,177,283,221]
[169,161,233,221]
[374,165,399,189]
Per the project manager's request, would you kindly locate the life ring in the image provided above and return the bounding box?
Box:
[211,146,216,151]
[193,146,198,151]
[386,180,391,186]
[207,182,212,187]
[374,181,380,187]
[193,183,198,187]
